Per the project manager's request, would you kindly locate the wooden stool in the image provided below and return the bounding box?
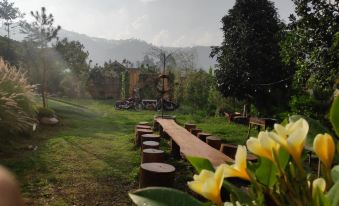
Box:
[139,121,149,125]
[197,132,211,142]
[141,134,160,143]
[191,128,202,136]
[142,141,160,150]
[135,129,153,147]
[220,144,258,161]
[184,123,196,131]
[139,163,175,188]
[136,125,152,130]
[220,143,238,159]
[206,136,221,150]
[142,149,164,163]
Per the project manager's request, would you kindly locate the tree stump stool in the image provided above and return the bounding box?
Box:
[139,163,175,188]
[142,141,160,150]
[139,121,150,126]
[135,129,153,147]
[141,134,160,143]
[191,128,202,136]
[184,123,196,131]
[136,125,152,130]
[220,143,238,159]
[206,136,222,150]
[197,132,212,142]
[142,149,164,163]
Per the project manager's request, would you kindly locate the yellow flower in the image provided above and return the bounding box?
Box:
[220,145,250,181]
[187,166,224,206]
[246,131,279,162]
[312,178,326,197]
[269,118,309,165]
[313,133,335,169]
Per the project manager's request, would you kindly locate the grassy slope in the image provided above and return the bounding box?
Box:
[0,98,250,205]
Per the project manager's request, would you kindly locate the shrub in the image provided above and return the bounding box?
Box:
[0,59,36,135]
[36,107,55,118]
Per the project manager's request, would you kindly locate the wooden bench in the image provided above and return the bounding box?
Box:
[155,118,233,167]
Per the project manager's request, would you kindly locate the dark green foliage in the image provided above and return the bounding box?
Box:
[182,70,213,110]
[211,0,292,115]
[281,0,338,123]
[55,38,90,97]
[20,7,61,108]
[281,0,338,92]
[36,107,55,118]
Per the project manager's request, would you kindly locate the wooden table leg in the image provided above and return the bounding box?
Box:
[247,123,252,139]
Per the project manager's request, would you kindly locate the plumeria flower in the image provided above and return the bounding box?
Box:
[269,118,309,165]
[187,166,225,206]
[312,178,326,197]
[313,133,335,169]
[246,131,279,162]
[219,145,250,181]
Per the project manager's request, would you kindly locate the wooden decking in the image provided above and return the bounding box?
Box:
[156,118,233,167]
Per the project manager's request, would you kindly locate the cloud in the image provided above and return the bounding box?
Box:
[152,30,170,46]
[139,0,159,3]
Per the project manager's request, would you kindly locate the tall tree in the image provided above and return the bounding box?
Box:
[20,7,61,108]
[211,0,291,115]
[0,0,23,62]
[55,38,90,97]
[281,0,338,95]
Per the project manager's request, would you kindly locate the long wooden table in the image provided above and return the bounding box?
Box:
[156,118,234,167]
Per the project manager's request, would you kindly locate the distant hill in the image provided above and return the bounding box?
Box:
[0,27,217,70]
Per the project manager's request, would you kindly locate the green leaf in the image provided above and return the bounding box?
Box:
[187,156,215,173]
[330,96,339,136]
[331,165,339,183]
[327,181,339,206]
[222,181,251,205]
[255,157,278,187]
[129,187,210,206]
[255,149,289,187]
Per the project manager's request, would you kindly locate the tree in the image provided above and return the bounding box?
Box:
[55,38,90,97]
[281,0,338,96]
[0,0,23,62]
[211,0,291,115]
[20,7,61,108]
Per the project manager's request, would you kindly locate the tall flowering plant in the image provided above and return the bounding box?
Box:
[129,96,339,206]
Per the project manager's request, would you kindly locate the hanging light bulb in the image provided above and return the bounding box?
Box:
[268,89,271,93]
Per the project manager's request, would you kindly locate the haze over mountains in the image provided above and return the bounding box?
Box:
[0,27,217,70]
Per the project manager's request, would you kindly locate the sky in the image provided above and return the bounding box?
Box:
[12,0,295,47]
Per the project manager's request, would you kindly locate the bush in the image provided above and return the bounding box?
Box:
[0,59,36,135]
[36,107,55,118]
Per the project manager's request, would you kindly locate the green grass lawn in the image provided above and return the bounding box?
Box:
[0,98,251,205]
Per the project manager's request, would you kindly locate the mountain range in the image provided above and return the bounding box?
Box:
[0,27,217,70]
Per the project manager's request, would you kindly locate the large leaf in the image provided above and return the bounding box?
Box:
[331,165,339,183]
[255,149,289,187]
[129,187,210,206]
[289,115,329,148]
[255,157,277,187]
[327,181,339,206]
[330,96,339,136]
[222,181,251,205]
[187,156,215,173]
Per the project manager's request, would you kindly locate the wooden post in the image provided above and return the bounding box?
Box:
[139,121,149,125]
[191,128,202,136]
[142,149,164,163]
[135,129,153,147]
[171,139,181,159]
[136,125,152,130]
[139,163,175,188]
[142,141,160,150]
[197,132,211,142]
[220,143,238,159]
[184,123,196,131]
[141,134,160,143]
[206,136,222,150]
